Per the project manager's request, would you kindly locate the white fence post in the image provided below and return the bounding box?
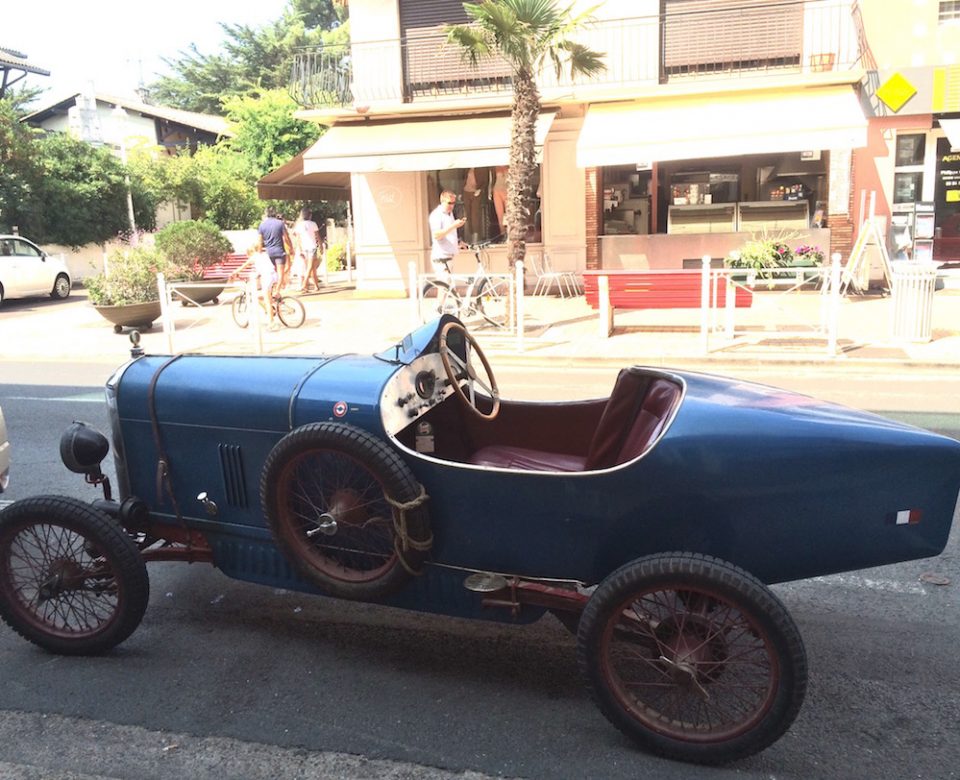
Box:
[700,255,711,354]
[157,273,175,354]
[827,253,842,355]
[408,261,419,329]
[724,272,736,338]
[515,260,524,351]
[249,278,263,355]
[598,274,613,338]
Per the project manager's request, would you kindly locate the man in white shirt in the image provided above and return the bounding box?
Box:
[429,191,466,273]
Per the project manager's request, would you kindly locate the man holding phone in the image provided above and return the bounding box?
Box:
[429,190,467,274]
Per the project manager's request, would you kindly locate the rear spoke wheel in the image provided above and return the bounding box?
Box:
[231,293,250,328]
[277,296,305,328]
[420,281,460,323]
[579,553,806,764]
[476,278,508,328]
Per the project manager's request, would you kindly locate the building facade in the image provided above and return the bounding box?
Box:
[278,0,957,292]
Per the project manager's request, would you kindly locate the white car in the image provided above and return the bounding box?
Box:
[0,235,71,306]
[0,405,8,493]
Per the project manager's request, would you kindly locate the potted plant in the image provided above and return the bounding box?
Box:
[793,244,825,266]
[725,234,796,277]
[154,220,233,305]
[85,247,172,332]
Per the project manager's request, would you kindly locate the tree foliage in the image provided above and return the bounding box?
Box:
[222,89,321,176]
[150,0,346,114]
[0,98,43,237]
[0,98,138,246]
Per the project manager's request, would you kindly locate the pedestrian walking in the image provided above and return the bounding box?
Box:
[257,206,293,291]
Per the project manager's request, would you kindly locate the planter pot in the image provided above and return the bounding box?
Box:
[175,283,225,307]
[92,301,163,334]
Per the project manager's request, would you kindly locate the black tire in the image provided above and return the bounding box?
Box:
[578,552,807,765]
[113,324,123,334]
[231,292,250,328]
[0,496,149,655]
[277,295,305,328]
[261,423,431,600]
[51,274,71,300]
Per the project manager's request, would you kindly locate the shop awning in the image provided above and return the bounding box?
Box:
[941,118,960,150]
[302,111,556,174]
[257,150,352,201]
[576,86,867,167]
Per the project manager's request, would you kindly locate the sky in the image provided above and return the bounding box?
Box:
[3,0,279,108]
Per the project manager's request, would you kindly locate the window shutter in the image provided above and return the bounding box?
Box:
[662,0,803,75]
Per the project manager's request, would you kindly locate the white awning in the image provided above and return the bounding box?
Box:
[303,112,556,174]
[257,150,351,200]
[576,86,867,167]
[940,118,960,150]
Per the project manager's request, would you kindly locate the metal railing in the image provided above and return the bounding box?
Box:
[291,0,865,109]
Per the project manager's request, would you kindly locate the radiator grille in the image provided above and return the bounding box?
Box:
[218,444,248,508]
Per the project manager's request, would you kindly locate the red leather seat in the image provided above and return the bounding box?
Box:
[469,370,681,472]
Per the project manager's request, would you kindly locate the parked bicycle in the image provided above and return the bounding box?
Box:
[420,242,510,328]
[231,289,306,329]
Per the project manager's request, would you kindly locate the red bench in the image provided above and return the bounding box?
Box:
[582,269,752,337]
[200,253,247,281]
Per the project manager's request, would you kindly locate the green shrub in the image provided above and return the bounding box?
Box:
[154,220,232,280]
[326,242,346,272]
[85,247,177,306]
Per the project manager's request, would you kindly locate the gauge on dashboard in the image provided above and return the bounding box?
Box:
[414,370,437,399]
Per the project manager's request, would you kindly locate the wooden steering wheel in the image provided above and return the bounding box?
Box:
[439,321,500,420]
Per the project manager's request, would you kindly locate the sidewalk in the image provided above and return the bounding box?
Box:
[2,282,960,372]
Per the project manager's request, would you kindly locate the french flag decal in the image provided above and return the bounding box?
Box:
[886,509,922,525]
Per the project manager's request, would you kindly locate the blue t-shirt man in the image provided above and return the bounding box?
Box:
[258,208,290,265]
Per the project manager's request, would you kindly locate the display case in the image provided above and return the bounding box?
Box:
[737,201,809,231]
[667,204,738,234]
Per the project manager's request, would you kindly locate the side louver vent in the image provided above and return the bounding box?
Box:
[218,444,247,507]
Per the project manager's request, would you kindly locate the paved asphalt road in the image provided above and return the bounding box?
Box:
[0,366,959,779]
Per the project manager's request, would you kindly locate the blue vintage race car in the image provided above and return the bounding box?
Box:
[1,315,959,765]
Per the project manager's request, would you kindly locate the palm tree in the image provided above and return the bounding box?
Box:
[447,0,605,272]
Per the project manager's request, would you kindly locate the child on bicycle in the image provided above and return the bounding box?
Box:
[230,242,279,330]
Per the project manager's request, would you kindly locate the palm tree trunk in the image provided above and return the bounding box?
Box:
[505,69,541,331]
[506,68,540,271]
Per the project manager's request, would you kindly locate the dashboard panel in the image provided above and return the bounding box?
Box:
[381,353,457,435]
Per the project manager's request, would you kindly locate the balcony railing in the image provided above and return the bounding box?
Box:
[290,0,864,110]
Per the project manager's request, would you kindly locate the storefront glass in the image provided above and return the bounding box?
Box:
[426,166,542,245]
[600,151,828,237]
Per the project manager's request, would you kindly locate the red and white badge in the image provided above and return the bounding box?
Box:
[333,401,348,418]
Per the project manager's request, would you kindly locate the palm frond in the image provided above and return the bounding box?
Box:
[558,40,606,78]
[445,24,493,67]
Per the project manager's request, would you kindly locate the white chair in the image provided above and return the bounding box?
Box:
[532,252,579,298]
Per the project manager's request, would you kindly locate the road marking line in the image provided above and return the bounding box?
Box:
[0,499,12,509]
[6,393,103,403]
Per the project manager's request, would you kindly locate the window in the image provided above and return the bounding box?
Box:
[11,239,41,257]
[661,0,802,78]
[426,166,542,245]
[939,1,960,23]
[893,133,926,204]
[894,172,924,204]
[895,134,926,166]
[601,166,652,235]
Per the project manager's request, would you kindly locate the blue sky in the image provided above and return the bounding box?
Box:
[4,0,278,106]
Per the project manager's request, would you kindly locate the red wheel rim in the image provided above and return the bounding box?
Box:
[600,582,779,743]
[274,448,399,584]
[0,521,125,639]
